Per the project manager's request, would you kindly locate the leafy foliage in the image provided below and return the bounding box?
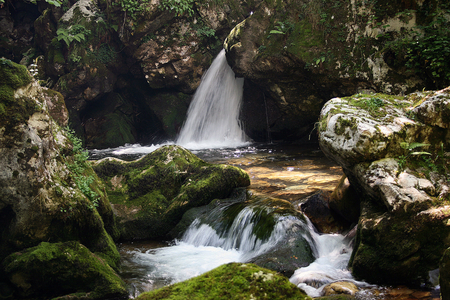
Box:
[269,21,294,35]
[0,0,62,6]
[57,25,91,47]
[113,0,150,20]
[388,6,450,87]
[396,142,449,179]
[64,126,99,210]
[159,0,195,17]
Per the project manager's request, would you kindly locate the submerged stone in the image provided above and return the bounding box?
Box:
[91,145,250,240]
[135,262,310,300]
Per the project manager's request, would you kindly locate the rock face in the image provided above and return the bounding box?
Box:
[0,0,260,148]
[225,0,450,141]
[0,59,124,299]
[91,144,251,240]
[318,87,450,285]
[135,262,310,300]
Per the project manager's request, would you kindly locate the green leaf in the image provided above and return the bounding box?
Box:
[410,151,432,156]
[409,142,430,150]
[269,30,285,35]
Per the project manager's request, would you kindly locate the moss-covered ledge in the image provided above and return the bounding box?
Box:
[91,145,250,240]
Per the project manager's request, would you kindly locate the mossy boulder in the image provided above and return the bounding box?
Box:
[318,88,450,285]
[0,59,121,298]
[2,241,128,300]
[135,262,311,300]
[91,144,251,240]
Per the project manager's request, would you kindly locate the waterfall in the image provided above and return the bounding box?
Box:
[176,49,248,149]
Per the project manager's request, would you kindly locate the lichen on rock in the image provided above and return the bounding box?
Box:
[318,87,450,285]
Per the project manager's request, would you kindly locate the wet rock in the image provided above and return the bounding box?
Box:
[134,263,309,300]
[323,281,358,296]
[2,241,128,300]
[300,191,350,233]
[91,145,251,240]
[329,175,360,224]
[318,88,450,285]
[248,222,315,277]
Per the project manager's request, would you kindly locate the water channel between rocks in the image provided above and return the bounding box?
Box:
[91,142,440,300]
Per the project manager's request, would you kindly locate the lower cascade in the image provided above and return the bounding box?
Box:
[122,197,363,298]
[176,49,248,149]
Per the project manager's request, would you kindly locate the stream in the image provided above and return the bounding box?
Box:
[91,142,441,299]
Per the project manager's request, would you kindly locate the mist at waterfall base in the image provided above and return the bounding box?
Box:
[120,198,365,298]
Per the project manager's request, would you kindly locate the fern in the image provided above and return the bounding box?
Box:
[56,25,91,47]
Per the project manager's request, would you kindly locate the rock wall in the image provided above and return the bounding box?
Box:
[0,0,259,148]
[224,0,450,141]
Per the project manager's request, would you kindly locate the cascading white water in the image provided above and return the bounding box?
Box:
[127,200,311,288]
[123,199,367,298]
[289,220,369,297]
[176,49,249,149]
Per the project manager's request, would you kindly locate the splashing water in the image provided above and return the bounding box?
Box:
[176,49,249,149]
[289,221,370,297]
[123,199,312,293]
[120,198,371,298]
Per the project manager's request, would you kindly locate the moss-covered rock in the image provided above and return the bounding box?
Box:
[92,144,250,240]
[135,262,311,300]
[2,241,128,300]
[318,87,450,285]
[0,60,121,297]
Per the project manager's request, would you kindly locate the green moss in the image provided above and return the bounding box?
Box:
[0,58,32,90]
[2,241,127,299]
[0,59,39,130]
[334,116,357,136]
[92,145,250,240]
[136,263,310,300]
[286,19,325,61]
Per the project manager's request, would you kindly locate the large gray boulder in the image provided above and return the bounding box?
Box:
[318,87,450,285]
